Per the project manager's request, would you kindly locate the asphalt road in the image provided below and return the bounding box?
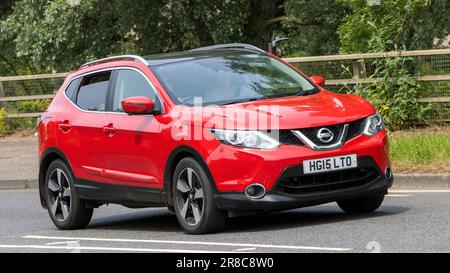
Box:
[0,189,449,253]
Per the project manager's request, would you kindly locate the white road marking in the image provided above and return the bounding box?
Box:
[23,235,351,252]
[390,190,450,193]
[0,244,232,253]
[386,194,412,197]
[45,241,80,246]
[235,247,257,252]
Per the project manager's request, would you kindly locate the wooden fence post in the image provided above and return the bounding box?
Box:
[352,59,367,79]
[0,77,5,108]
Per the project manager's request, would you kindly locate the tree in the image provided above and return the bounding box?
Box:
[0,0,18,105]
[277,0,350,56]
[0,0,251,71]
[338,0,450,53]
[0,0,21,76]
[0,0,347,72]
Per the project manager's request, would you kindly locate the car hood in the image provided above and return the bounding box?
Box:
[174,91,376,130]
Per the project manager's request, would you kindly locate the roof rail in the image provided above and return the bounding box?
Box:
[190,43,266,53]
[80,55,149,69]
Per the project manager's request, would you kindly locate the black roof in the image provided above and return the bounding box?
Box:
[146,48,266,67]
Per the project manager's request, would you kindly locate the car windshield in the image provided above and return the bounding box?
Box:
[151,52,318,106]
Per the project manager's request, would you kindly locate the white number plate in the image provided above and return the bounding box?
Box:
[303,154,357,174]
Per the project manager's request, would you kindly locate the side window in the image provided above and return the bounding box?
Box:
[76,71,111,111]
[64,78,81,102]
[112,69,158,112]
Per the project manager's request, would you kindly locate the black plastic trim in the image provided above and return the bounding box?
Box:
[75,179,165,207]
[215,175,392,212]
[273,156,381,196]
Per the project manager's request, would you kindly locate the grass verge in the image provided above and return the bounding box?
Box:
[389,126,450,173]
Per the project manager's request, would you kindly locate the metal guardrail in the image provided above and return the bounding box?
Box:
[1,49,449,118]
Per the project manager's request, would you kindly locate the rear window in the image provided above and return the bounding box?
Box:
[64,78,80,101]
[76,72,111,111]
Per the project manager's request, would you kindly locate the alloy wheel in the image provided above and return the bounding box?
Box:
[175,168,204,226]
[47,168,72,221]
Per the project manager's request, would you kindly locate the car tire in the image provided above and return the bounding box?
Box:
[172,157,227,234]
[45,159,93,230]
[337,192,385,214]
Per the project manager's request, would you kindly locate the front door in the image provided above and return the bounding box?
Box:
[102,68,164,188]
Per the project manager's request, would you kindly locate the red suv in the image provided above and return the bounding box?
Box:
[38,44,393,234]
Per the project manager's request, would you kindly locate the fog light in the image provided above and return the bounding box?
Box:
[245,183,266,199]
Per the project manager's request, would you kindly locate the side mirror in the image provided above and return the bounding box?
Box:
[121,96,155,115]
[310,75,326,88]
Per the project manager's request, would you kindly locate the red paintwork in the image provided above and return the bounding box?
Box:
[176,91,376,130]
[38,55,390,193]
[310,75,325,87]
[121,96,155,114]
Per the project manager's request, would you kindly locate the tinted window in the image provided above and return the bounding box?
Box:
[76,72,111,111]
[65,78,80,101]
[112,69,157,112]
[152,53,317,106]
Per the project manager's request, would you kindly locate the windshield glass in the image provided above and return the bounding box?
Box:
[151,52,318,106]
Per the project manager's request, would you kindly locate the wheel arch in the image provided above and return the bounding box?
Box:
[163,145,217,207]
[38,147,74,209]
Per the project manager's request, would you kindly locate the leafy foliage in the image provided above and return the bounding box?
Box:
[1,99,50,133]
[355,57,429,130]
[0,0,353,72]
[338,0,449,53]
[4,117,36,133]
[342,22,430,130]
[279,0,350,56]
[9,99,51,113]
[0,108,6,134]
[0,0,252,71]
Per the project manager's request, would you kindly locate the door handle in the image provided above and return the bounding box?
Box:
[103,123,117,137]
[58,120,72,132]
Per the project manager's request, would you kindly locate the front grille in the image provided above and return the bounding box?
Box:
[297,124,343,145]
[346,118,366,141]
[278,130,304,146]
[275,167,379,195]
[275,118,366,147]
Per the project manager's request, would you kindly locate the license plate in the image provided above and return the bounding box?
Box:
[303,154,357,174]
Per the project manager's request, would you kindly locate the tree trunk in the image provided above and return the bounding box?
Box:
[244,0,279,50]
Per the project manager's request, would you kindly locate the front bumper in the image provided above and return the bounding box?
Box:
[214,156,393,214]
[215,173,393,214]
[206,130,390,193]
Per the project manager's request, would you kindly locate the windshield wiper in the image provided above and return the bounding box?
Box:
[220,97,265,105]
[295,88,318,96]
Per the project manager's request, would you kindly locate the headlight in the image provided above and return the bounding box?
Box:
[363,113,384,136]
[210,129,280,149]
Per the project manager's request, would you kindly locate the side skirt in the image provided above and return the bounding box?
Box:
[75,179,166,208]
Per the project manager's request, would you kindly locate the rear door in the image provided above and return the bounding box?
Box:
[57,71,112,182]
[101,68,164,188]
